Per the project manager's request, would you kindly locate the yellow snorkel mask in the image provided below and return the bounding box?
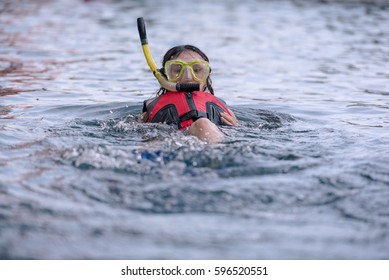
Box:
[137,17,200,92]
[164,59,210,83]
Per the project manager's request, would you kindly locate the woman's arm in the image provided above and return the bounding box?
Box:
[140,98,153,122]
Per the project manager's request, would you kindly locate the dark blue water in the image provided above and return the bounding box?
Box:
[1,0,389,259]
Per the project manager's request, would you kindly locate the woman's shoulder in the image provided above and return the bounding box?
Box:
[143,95,161,107]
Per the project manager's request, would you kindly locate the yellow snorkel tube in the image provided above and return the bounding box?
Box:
[137,17,200,92]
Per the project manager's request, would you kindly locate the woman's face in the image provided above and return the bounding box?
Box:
[171,50,208,91]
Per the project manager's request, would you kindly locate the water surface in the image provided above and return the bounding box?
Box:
[1,0,389,259]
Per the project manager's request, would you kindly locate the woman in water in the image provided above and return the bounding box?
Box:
[140,45,238,143]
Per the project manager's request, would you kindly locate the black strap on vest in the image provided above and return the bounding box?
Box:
[179,110,207,123]
[177,92,206,123]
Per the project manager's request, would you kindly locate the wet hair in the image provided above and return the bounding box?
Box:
[156,45,214,96]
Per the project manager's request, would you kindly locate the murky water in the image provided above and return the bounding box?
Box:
[1,0,389,259]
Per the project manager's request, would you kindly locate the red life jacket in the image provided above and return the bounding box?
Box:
[143,91,232,129]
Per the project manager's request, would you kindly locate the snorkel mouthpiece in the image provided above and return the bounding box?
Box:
[176,83,200,92]
[137,17,200,92]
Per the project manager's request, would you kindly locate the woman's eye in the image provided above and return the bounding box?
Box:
[193,65,202,73]
[172,65,182,74]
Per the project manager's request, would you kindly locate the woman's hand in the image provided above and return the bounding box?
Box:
[139,112,149,122]
[220,109,239,126]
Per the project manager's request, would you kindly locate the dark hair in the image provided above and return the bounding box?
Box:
[156,45,214,96]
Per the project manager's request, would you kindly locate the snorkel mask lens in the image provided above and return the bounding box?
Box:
[165,60,210,83]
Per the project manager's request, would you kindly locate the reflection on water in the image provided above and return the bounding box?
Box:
[0,0,389,259]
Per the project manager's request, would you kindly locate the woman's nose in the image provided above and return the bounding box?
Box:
[181,67,193,81]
